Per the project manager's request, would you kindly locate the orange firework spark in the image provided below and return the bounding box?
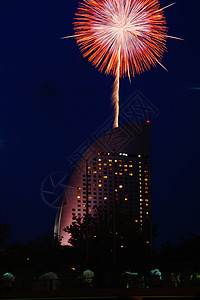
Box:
[63,0,181,128]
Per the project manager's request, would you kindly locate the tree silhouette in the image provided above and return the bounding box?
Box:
[0,223,11,249]
[63,206,154,272]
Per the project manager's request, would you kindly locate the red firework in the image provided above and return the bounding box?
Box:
[73,0,169,79]
[63,0,181,127]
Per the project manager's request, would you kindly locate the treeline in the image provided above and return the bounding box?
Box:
[1,219,200,279]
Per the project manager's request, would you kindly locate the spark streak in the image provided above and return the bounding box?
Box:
[113,46,121,128]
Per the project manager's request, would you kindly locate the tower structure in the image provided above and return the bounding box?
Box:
[55,122,152,245]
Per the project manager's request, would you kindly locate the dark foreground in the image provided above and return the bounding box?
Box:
[1,288,200,300]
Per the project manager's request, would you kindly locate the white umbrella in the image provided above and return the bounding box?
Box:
[38,272,58,280]
[2,273,15,282]
[83,270,94,278]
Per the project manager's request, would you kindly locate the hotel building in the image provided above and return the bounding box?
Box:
[55,122,152,245]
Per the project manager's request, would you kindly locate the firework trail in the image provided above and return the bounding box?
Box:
[113,46,121,128]
[63,0,182,128]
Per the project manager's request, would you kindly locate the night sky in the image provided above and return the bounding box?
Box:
[0,0,200,249]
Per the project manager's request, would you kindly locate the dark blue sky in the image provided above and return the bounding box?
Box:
[0,0,200,249]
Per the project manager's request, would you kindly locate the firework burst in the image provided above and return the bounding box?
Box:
[63,0,181,128]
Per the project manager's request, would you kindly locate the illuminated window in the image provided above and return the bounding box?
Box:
[145,199,149,202]
[78,187,81,190]
[89,209,92,212]
[88,166,91,170]
[104,176,107,179]
[98,163,102,166]
[104,197,107,200]
[115,159,117,162]
[140,199,143,202]
[93,171,97,174]
[138,155,141,158]
[129,165,133,168]
[119,173,123,176]
[121,245,124,248]
[109,159,112,162]
[125,198,128,201]
[124,169,128,172]
[135,220,138,223]
[144,179,148,182]
[145,187,148,190]
[146,203,149,206]
[115,189,118,192]
[104,163,107,166]
[99,167,102,170]
[88,196,92,200]
[129,173,133,176]
[145,191,148,194]
[146,241,150,244]
[119,164,122,167]
[119,185,123,188]
[124,165,128,167]
[77,196,81,199]
[146,212,149,215]
[115,172,118,175]
[98,159,101,161]
[98,184,102,187]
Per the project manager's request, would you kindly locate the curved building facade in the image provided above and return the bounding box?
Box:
[55,122,152,245]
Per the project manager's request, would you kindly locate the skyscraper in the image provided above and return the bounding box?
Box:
[55,122,152,245]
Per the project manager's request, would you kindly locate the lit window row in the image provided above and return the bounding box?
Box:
[119,153,128,156]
